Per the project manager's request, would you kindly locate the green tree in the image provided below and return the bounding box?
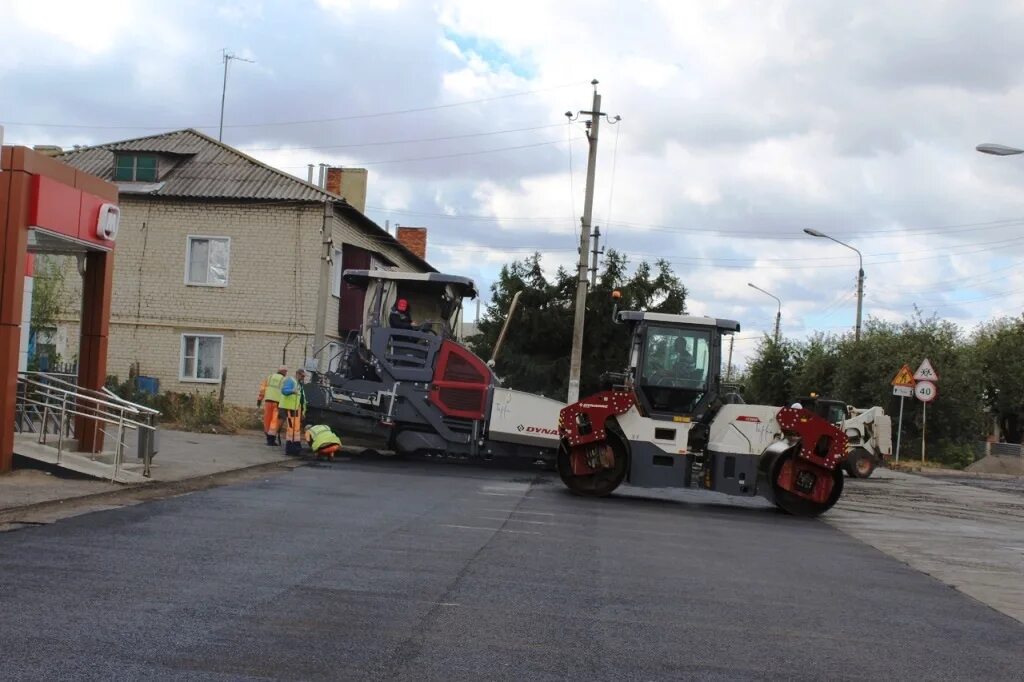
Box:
[741,310,986,466]
[472,250,688,399]
[28,255,67,369]
[30,255,65,332]
[972,316,1024,442]
[742,336,798,406]
[790,333,840,398]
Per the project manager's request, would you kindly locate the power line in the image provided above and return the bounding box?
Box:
[277,137,582,168]
[0,81,585,131]
[603,120,621,244]
[424,234,1022,265]
[238,123,565,152]
[363,205,1024,240]
[567,118,578,242]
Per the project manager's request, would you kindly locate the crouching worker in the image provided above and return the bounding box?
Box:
[305,424,342,461]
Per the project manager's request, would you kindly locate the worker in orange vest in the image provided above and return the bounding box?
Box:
[258,366,287,446]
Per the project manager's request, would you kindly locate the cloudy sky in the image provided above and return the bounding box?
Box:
[4,0,1024,365]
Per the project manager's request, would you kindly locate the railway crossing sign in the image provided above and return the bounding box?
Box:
[914,380,937,403]
[914,358,939,382]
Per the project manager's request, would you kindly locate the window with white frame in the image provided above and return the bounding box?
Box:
[186,236,230,286]
[331,246,343,297]
[180,334,223,382]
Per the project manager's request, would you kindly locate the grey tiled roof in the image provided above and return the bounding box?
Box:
[58,128,329,201]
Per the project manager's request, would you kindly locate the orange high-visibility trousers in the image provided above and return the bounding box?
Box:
[263,401,280,435]
[284,410,303,444]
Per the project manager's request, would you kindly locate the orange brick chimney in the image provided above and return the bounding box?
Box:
[324,166,368,213]
[396,226,427,260]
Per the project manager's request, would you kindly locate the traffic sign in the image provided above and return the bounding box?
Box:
[891,364,915,387]
[914,380,937,402]
[914,358,939,382]
[893,385,914,398]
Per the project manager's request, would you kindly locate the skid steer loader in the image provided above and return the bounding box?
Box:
[792,395,892,478]
[557,310,850,516]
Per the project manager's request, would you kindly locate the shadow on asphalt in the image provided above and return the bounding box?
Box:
[305,453,811,522]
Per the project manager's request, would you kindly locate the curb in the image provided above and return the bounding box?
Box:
[0,458,302,523]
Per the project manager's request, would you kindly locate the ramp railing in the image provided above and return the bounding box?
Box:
[14,372,160,481]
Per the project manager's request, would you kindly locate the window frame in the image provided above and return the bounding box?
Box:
[113,153,158,182]
[184,235,231,287]
[326,341,343,372]
[179,333,224,383]
[331,246,344,298]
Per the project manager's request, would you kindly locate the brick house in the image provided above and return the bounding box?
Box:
[56,129,432,405]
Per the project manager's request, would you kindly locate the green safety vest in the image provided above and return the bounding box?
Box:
[264,373,285,403]
[307,424,341,451]
[279,377,304,411]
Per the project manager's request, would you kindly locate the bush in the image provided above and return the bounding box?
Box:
[933,439,976,470]
[156,391,222,431]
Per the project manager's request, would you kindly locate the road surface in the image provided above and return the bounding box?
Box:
[1,458,1022,680]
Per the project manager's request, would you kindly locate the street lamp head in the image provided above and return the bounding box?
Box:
[976,143,1024,156]
[803,228,826,237]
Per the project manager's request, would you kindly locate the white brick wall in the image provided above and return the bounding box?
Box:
[57,196,427,406]
[55,195,428,406]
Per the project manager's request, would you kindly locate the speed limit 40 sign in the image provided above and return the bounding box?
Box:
[915,380,937,402]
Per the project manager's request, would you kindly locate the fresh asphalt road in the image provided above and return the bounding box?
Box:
[2,458,1023,681]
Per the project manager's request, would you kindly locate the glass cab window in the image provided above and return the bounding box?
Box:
[825,403,846,425]
[638,325,711,415]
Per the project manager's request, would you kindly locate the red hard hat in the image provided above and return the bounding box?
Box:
[396,298,408,312]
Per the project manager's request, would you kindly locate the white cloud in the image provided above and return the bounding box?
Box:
[5,0,1024,373]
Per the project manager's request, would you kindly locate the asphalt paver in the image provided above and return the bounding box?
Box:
[1,459,1022,680]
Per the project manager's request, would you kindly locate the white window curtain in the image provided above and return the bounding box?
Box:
[181,335,223,381]
[187,237,230,285]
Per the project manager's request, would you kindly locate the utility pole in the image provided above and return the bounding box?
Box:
[312,199,333,372]
[219,50,254,142]
[567,80,620,404]
[589,225,603,287]
[726,335,735,382]
[855,265,865,343]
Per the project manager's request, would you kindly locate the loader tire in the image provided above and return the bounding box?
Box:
[845,448,876,478]
[557,435,628,498]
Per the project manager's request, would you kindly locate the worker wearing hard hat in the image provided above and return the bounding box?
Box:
[257,366,287,446]
[389,298,414,329]
[389,298,431,333]
[279,368,307,456]
[305,424,342,461]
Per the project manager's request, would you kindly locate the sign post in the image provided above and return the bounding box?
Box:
[913,359,939,464]
[891,364,916,463]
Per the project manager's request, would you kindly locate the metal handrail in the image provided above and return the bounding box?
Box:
[19,375,144,416]
[15,374,158,481]
[100,386,161,415]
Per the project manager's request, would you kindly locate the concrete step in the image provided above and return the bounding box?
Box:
[13,434,147,484]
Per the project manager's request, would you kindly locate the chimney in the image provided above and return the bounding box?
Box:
[324,166,368,213]
[396,226,427,260]
[32,145,63,157]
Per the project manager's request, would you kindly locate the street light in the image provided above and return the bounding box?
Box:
[976,143,1024,156]
[803,228,865,342]
[747,283,781,343]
